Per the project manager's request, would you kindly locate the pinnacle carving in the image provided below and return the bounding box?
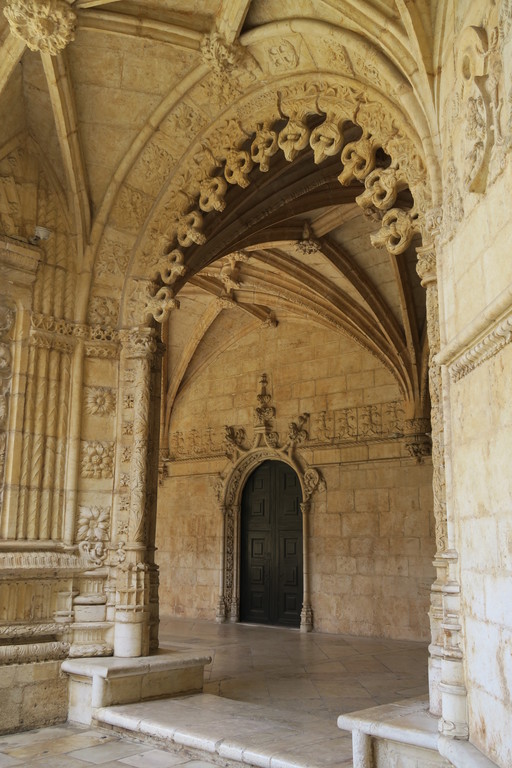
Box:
[4,0,76,55]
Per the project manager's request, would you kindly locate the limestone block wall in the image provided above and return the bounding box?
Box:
[437,2,512,762]
[439,170,512,766]
[0,660,67,734]
[157,317,435,640]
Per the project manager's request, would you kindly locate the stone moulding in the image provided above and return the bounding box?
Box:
[0,641,70,664]
[436,294,512,381]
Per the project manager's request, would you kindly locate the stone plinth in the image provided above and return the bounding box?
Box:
[62,650,211,725]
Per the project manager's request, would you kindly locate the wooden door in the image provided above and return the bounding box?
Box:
[240,460,303,627]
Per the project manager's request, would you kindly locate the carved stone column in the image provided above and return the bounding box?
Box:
[300,500,313,632]
[114,328,158,657]
[417,240,468,737]
[216,504,228,623]
[228,504,240,622]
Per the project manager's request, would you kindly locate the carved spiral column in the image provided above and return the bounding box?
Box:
[417,240,468,738]
[300,500,313,633]
[114,327,158,657]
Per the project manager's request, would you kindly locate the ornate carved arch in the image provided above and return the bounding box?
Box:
[121,70,432,327]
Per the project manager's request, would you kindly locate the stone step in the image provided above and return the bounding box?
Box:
[95,693,354,768]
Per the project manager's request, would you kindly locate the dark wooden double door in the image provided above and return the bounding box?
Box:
[240,460,303,627]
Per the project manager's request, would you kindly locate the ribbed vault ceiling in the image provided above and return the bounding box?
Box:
[0,0,441,428]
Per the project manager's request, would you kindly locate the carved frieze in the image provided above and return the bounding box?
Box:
[169,399,408,461]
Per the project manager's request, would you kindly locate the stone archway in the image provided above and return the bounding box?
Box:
[212,374,325,633]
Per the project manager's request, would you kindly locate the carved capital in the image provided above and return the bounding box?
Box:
[4,0,76,55]
[416,244,437,285]
[120,327,158,358]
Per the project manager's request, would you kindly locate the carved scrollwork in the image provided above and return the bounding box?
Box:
[144,286,180,324]
[199,175,228,212]
[356,166,408,213]
[339,135,378,185]
[160,249,187,286]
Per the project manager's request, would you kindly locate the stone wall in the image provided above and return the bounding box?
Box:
[157,316,435,640]
[439,170,512,766]
[0,661,67,734]
[437,2,512,763]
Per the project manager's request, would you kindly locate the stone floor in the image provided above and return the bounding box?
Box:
[0,618,429,768]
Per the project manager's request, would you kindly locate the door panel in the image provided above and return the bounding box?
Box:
[240,460,303,627]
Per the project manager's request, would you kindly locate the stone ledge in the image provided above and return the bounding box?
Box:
[439,735,500,768]
[338,698,500,768]
[337,696,439,751]
[62,649,211,725]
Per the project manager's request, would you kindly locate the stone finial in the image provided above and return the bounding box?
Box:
[4,0,76,55]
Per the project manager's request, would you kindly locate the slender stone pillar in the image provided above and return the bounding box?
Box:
[114,328,158,657]
[216,504,227,622]
[300,500,313,632]
[417,239,468,737]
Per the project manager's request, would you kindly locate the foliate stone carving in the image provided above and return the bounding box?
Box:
[296,222,321,256]
[131,78,429,319]
[453,3,512,194]
[3,0,76,55]
[251,122,279,172]
[88,296,119,328]
[303,467,326,500]
[0,642,70,665]
[403,418,432,461]
[449,313,512,381]
[95,237,130,280]
[160,249,187,286]
[310,112,344,165]
[224,426,247,461]
[80,440,114,478]
[199,174,228,212]
[0,305,14,510]
[370,208,419,255]
[200,31,259,102]
[76,505,110,567]
[278,112,310,162]
[68,644,113,658]
[286,414,309,446]
[77,504,109,541]
[84,386,116,416]
[0,623,70,638]
[224,148,254,188]
[144,285,180,324]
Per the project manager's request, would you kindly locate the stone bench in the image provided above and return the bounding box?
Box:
[62,649,211,725]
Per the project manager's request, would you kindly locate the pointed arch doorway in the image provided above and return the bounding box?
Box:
[240,460,303,628]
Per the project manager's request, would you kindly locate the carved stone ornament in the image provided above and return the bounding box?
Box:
[132,79,431,328]
[3,0,76,55]
[76,505,110,567]
[84,386,117,416]
[80,440,114,478]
